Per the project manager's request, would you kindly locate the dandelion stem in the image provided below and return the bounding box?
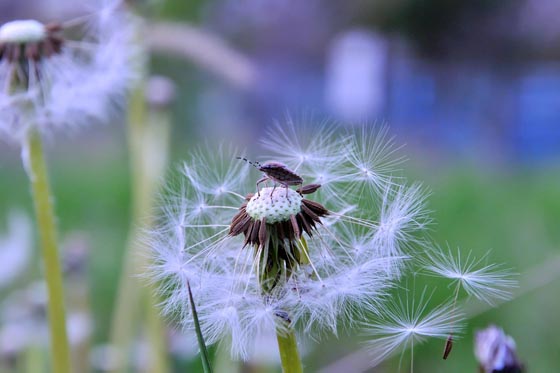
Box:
[110,73,172,372]
[24,128,70,373]
[276,327,303,373]
[109,80,146,373]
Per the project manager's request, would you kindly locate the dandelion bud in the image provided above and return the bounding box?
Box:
[475,325,523,373]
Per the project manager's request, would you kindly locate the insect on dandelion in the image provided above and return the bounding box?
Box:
[148,120,443,371]
[149,119,518,371]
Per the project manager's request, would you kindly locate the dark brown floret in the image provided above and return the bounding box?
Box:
[229,184,329,248]
[228,184,329,292]
[296,184,321,195]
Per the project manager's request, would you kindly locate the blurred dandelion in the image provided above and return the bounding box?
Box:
[474,325,523,373]
[0,282,92,361]
[148,120,437,371]
[0,2,136,372]
[0,0,135,143]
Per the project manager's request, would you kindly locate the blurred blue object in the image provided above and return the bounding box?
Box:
[513,67,560,162]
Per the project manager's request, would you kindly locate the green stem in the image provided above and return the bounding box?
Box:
[145,290,170,373]
[276,328,303,373]
[24,128,70,373]
[109,83,148,372]
[110,80,172,372]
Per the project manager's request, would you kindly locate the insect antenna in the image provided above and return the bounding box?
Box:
[236,156,262,169]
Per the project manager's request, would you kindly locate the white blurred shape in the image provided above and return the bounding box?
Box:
[0,211,32,289]
[325,30,389,122]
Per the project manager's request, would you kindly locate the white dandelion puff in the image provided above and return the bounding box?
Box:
[373,183,431,257]
[344,125,406,196]
[261,115,345,173]
[261,120,406,210]
[0,1,137,143]
[422,248,517,305]
[162,120,527,369]
[147,121,461,363]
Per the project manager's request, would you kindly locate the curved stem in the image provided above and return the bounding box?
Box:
[24,128,70,373]
[276,328,303,373]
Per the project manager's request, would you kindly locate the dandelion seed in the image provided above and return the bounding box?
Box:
[344,126,406,195]
[373,183,431,257]
[364,291,462,370]
[422,248,517,305]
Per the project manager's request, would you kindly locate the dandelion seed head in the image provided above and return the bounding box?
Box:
[146,120,512,364]
[148,122,430,358]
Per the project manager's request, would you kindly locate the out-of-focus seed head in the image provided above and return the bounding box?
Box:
[0,20,63,64]
[0,2,137,143]
[475,325,523,373]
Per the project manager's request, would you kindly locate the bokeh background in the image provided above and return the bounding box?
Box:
[1,0,560,372]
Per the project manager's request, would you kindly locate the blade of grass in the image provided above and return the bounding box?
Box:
[187,280,213,373]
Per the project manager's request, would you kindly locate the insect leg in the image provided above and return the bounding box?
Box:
[271,183,278,201]
[256,176,269,197]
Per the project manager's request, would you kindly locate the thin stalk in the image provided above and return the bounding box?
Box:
[145,290,170,373]
[24,128,70,373]
[276,328,303,373]
[23,345,46,373]
[110,79,172,372]
[109,82,146,373]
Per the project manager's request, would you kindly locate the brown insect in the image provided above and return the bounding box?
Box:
[237,157,303,197]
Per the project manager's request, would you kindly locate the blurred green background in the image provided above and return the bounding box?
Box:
[1,0,560,372]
